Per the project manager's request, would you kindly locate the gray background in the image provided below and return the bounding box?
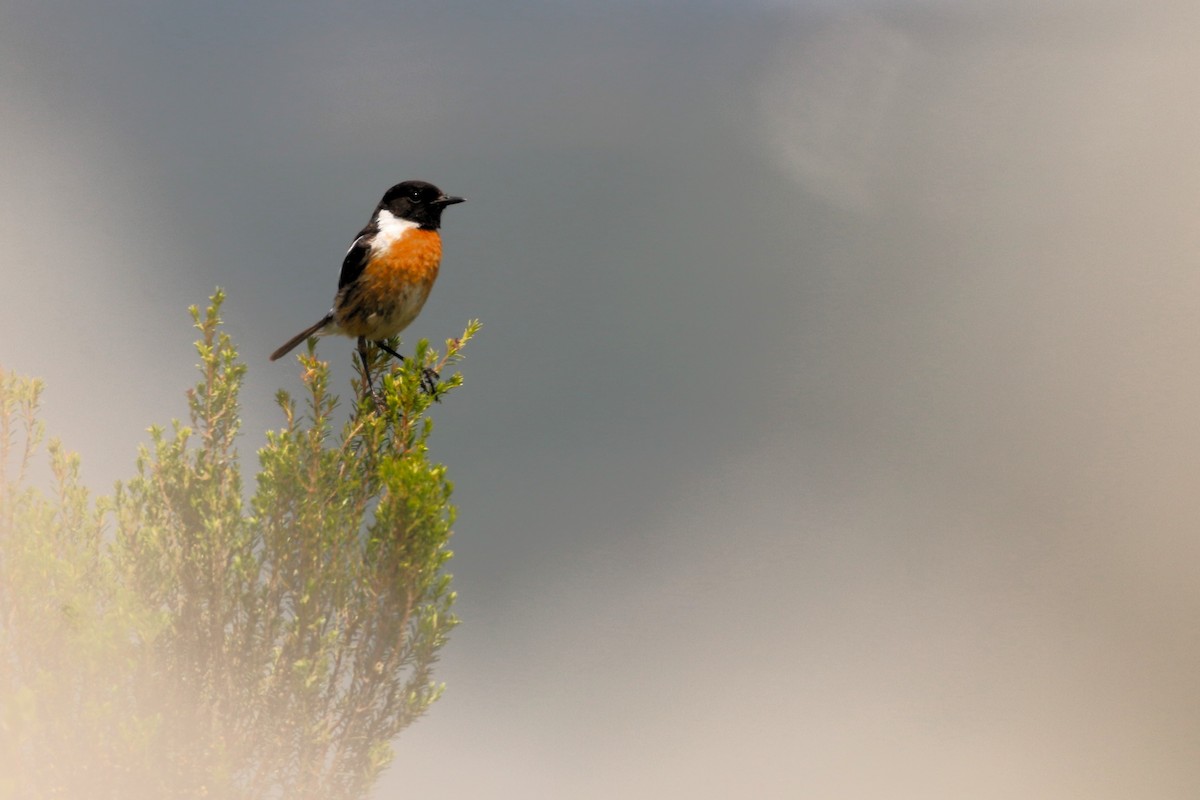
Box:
[3,1,1199,796]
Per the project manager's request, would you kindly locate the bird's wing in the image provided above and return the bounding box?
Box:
[337,226,374,290]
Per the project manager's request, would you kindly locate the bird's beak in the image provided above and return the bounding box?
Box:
[435,194,465,206]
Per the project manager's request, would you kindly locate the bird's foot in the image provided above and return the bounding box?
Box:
[420,367,441,400]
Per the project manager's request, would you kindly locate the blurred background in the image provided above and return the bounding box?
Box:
[3,0,1200,796]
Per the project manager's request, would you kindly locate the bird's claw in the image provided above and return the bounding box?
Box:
[420,367,441,400]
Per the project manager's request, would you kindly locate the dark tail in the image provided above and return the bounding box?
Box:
[269,313,334,361]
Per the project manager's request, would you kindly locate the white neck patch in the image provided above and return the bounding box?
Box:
[370,209,419,254]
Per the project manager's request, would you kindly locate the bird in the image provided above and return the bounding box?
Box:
[270,180,464,396]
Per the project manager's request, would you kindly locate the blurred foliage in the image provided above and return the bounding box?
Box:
[0,290,479,799]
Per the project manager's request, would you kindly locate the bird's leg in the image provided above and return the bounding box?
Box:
[375,340,440,397]
[357,336,373,391]
[358,337,386,412]
[375,340,405,364]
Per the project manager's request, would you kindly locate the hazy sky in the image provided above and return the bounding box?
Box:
[4,1,1200,797]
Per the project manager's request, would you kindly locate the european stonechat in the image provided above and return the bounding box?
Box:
[270,180,464,394]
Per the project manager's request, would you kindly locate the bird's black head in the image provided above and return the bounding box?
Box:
[378,180,464,230]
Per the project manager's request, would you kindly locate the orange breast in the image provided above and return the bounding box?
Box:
[363,228,442,293]
[335,228,442,338]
